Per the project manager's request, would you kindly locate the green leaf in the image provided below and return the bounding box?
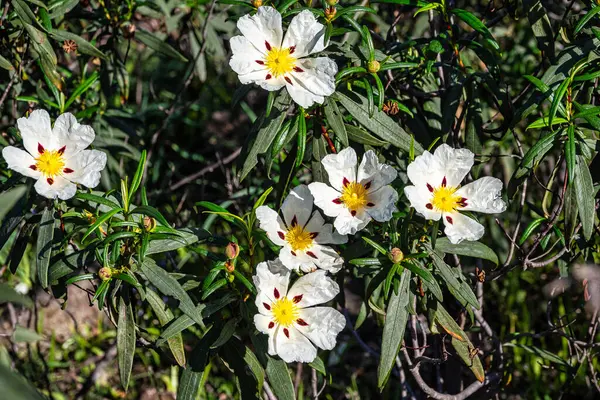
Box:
[295,111,307,168]
[37,207,55,289]
[362,236,388,255]
[526,116,569,130]
[146,288,186,366]
[81,208,123,243]
[139,257,204,326]
[378,268,411,389]
[117,295,136,390]
[548,79,570,128]
[309,356,326,375]
[565,125,576,185]
[64,71,99,109]
[146,228,209,255]
[0,186,27,222]
[513,131,558,179]
[434,237,499,265]
[48,249,96,283]
[0,363,46,400]
[48,0,79,19]
[378,62,419,72]
[574,6,600,35]
[371,0,429,5]
[429,246,479,309]
[336,91,423,154]
[523,0,554,58]
[130,205,171,229]
[324,98,349,147]
[573,155,595,240]
[519,217,547,245]
[177,368,201,400]
[504,343,569,367]
[12,325,44,343]
[0,54,13,71]
[345,124,387,146]
[266,357,295,400]
[74,191,121,210]
[135,28,188,62]
[129,150,147,202]
[0,283,33,308]
[49,30,107,59]
[451,9,500,53]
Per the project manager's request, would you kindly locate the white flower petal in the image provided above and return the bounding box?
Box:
[34,175,77,200]
[406,150,442,189]
[279,246,310,272]
[333,208,371,235]
[17,109,52,156]
[281,10,327,57]
[308,182,344,218]
[357,150,397,192]
[308,244,344,273]
[238,69,286,90]
[404,185,441,221]
[272,325,317,363]
[296,307,345,350]
[2,146,41,179]
[281,184,313,228]
[455,177,507,214]
[321,147,357,191]
[312,221,348,245]
[237,6,283,53]
[51,113,95,157]
[442,211,485,244]
[66,149,106,188]
[287,269,339,308]
[253,259,290,314]
[254,313,273,334]
[255,206,287,246]
[432,144,474,187]
[366,185,398,222]
[286,57,337,108]
[304,210,325,234]
[229,35,267,76]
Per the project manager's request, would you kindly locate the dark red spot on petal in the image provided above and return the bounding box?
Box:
[351,210,357,217]
[284,76,292,85]
[256,60,265,65]
[268,321,275,329]
[426,203,433,210]
[291,215,298,227]
[263,302,271,310]
[38,143,45,154]
[427,183,434,192]
[364,181,371,190]
[265,74,272,80]
[283,328,290,338]
[332,198,343,204]
[47,178,54,185]
[306,251,318,259]
[296,318,308,326]
[265,41,272,51]
[278,231,285,240]
[63,168,74,173]
[291,251,297,256]
[29,165,37,170]
[293,66,303,73]
[309,232,319,239]
[343,177,350,187]
[441,177,447,187]
[293,294,303,303]
[367,202,375,207]
[289,45,295,54]
[446,216,453,224]
[57,145,66,155]
[274,288,280,299]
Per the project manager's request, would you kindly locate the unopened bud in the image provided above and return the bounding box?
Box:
[121,22,136,39]
[143,216,156,232]
[326,0,338,5]
[252,0,262,8]
[367,60,381,73]
[227,272,235,282]
[225,259,235,273]
[225,242,240,259]
[324,6,337,22]
[390,248,404,264]
[99,267,112,281]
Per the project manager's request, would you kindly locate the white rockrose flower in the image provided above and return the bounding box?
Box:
[255,185,347,273]
[229,6,337,108]
[253,259,346,363]
[308,148,398,235]
[2,110,107,200]
[404,144,507,244]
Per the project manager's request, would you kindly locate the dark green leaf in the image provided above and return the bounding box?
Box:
[434,237,499,265]
[50,30,106,59]
[573,155,595,240]
[266,357,295,400]
[324,98,349,147]
[37,207,55,289]
[135,29,188,62]
[117,295,136,390]
[0,283,33,308]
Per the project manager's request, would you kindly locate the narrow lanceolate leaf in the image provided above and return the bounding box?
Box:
[574,6,600,35]
[266,357,295,400]
[324,98,349,146]
[64,71,100,110]
[429,247,479,309]
[177,367,202,400]
[513,131,558,179]
[81,208,123,243]
[573,155,595,240]
[0,283,34,308]
[565,125,576,186]
[335,91,423,155]
[37,207,55,289]
[145,288,186,366]
[523,0,554,58]
[434,237,499,265]
[117,295,136,390]
[451,9,500,53]
[548,79,570,128]
[0,54,13,71]
[135,28,188,62]
[139,258,204,326]
[49,30,107,59]
[378,268,411,389]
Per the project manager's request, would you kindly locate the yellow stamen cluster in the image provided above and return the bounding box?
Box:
[36,150,65,177]
[271,297,299,327]
[341,181,369,211]
[265,47,296,77]
[285,224,313,252]
[431,186,462,213]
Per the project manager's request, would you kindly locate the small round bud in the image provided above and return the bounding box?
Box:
[390,248,404,264]
[367,60,381,73]
[143,216,156,232]
[121,22,136,39]
[227,272,235,282]
[252,0,263,8]
[99,267,112,281]
[324,6,337,22]
[225,242,240,260]
[225,259,235,273]
[326,0,338,5]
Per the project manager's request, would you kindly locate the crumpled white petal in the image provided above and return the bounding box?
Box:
[66,150,106,188]
[357,150,397,192]
[2,147,40,179]
[321,147,357,191]
[256,206,287,246]
[286,57,337,108]
[272,325,317,363]
[403,185,441,220]
[366,185,398,222]
[253,260,290,313]
[34,175,77,200]
[308,182,344,218]
[51,113,95,157]
[455,176,507,214]
[281,185,313,228]
[229,35,266,76]
[17,109,52,156]
[236,6,283,52]
[443,211,485,244]
[431,144,474,187]
[287,269,340,308]
[296,307,345,350]
[281,10,326,58]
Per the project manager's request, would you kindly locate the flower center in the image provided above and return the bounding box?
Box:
[36,150,65,177]
[431,185,462,213]
[340,181,369,211]
[285,224,313,252]
[271,297,298,327]
[265,47,296,77]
